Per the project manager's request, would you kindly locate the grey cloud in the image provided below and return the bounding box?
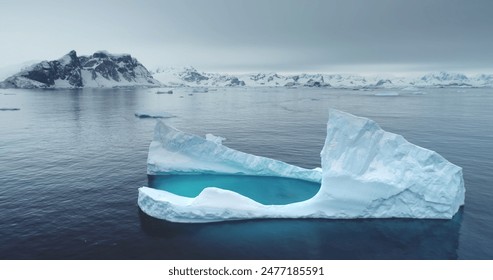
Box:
[0,0,492,73]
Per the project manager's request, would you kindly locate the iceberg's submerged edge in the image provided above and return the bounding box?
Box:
[138,109,465,223]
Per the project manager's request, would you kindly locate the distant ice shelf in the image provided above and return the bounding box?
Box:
[138,109,465,223]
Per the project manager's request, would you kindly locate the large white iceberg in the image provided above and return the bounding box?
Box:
[139,109,464,222]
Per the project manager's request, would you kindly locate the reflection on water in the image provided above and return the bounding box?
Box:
[148,174,321,205]
[138,208,463,260]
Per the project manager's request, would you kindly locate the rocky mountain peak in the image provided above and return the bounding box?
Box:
[0,50,161,88]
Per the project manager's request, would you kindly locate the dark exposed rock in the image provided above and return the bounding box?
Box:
[267,74,280,82]
[250,73,266,81]
[306,80,321,87]
[304,78,326,87]
[227,77,246,86]
[179,67,209,83]
[375,79,392,87]
[94,60,120,81]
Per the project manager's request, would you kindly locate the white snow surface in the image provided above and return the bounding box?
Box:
[139,109,465,223]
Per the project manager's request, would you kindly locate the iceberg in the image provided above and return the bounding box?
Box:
[192,87,209,93]
[139,109,464,223]
[155,90,173,94]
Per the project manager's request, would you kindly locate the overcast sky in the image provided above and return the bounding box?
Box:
[0,0,492,74]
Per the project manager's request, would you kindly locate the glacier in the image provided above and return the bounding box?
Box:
[139,109,465,223]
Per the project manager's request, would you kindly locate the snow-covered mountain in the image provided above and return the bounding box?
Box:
[0,51,161,88]
[152,67,493,89]
[3,55,492,89]
[413,72,471,87]
[152,67,330,87]
[152,67,246,87]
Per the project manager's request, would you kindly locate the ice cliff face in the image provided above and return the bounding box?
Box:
[151,67,493,89]
[318,110,464,218]
[1,50,161,88]
[138,110,465,222]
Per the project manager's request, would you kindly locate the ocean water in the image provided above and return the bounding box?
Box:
[149,175,320,205]
[0,87,492,259]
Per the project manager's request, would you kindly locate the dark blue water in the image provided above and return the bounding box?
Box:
[0,87,492,259]
[148,175,320,205]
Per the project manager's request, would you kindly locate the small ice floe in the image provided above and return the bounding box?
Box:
[192,88,208,93]
[156,90,173,94]
[0,108,20,111]
[401,86,419,91]
[374,92,399,97]
[134,111,175,119]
